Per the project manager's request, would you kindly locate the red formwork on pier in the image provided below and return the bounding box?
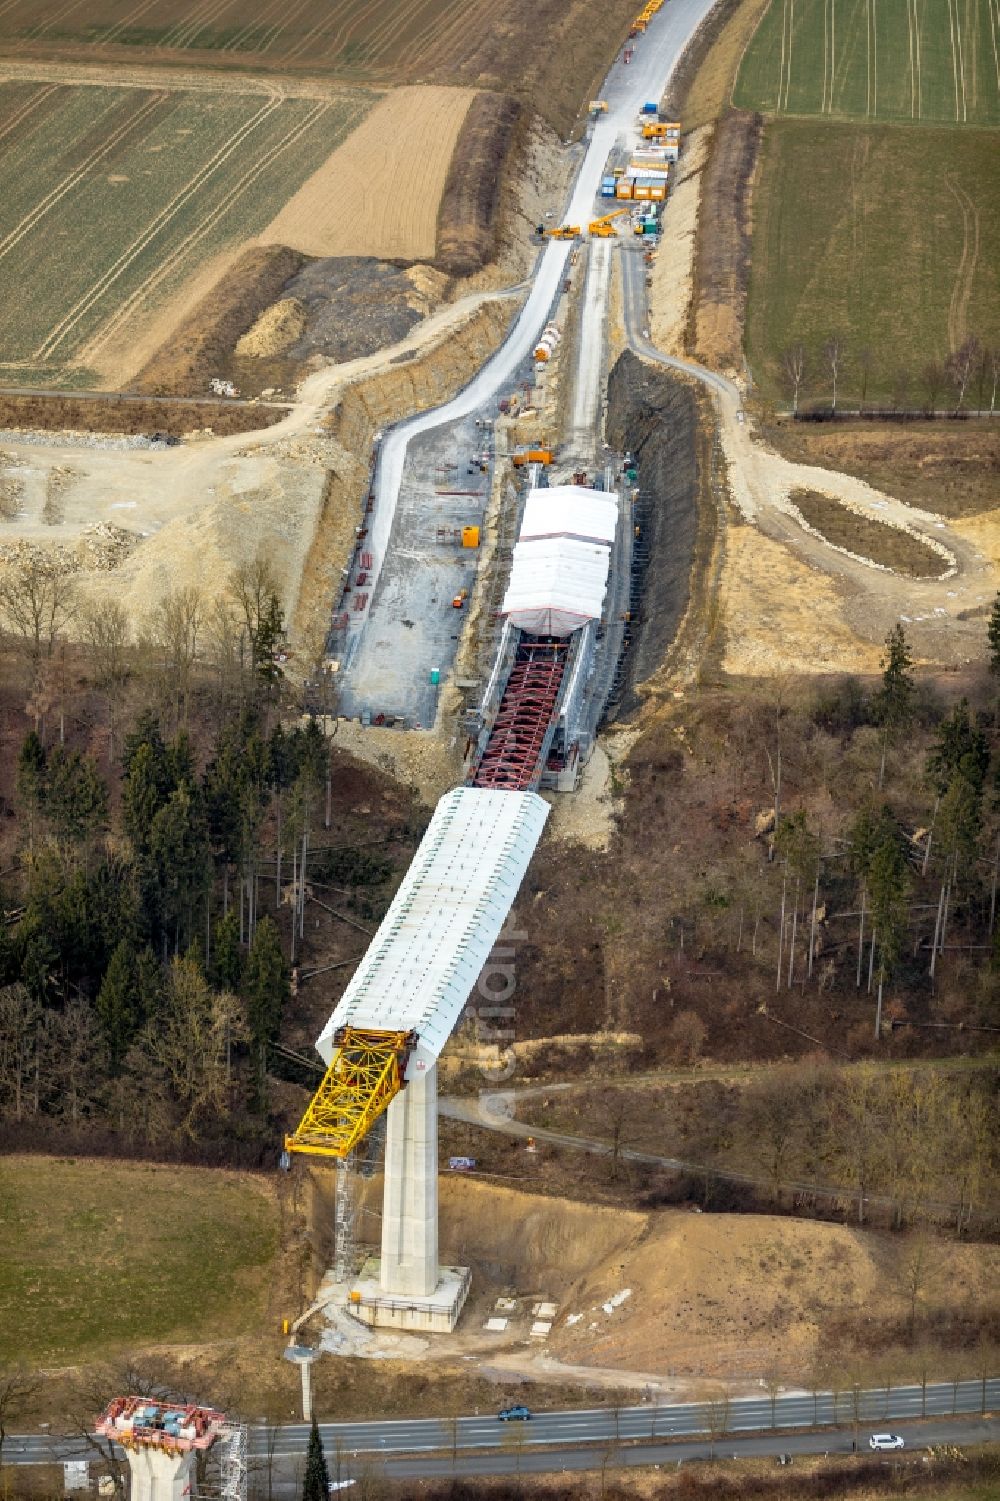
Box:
[472,639,567,791]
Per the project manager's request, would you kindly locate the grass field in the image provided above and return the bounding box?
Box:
[0,79,372,386]
[0,1157,279,1364]
[744,120,1000,404]
[734,0,1000,124]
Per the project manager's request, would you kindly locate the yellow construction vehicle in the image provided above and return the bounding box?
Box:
[545,224,580,240]
[588,208,628,237]
[589,100,608,115]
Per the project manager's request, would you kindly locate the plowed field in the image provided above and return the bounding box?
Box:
[0,78,372,387]
[260,86,474,260]
[0,0,640,131]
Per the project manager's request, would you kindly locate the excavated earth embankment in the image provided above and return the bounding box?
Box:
[605,351,713,710]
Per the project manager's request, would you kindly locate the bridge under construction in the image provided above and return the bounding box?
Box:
[285,479,630,1329]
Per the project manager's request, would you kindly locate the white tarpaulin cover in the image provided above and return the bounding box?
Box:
[501,535,611,637]
[316,788,549,1075]
[520,486,618,546]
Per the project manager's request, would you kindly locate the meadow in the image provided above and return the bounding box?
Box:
[0,79,372,386]
[734,0,1000,125]
[0,1158,279,1364]
[744,120,1000,405]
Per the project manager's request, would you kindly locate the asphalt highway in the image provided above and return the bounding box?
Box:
[8,1380,997,1471]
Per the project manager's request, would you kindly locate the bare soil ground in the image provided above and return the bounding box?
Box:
[791,489,949,579]
[720,522,883,676]
[762,420,1000,522]
[0,391,285,437]
[0,291,515,651]
[316,1174,999,1387]
[259,87,475,262]
[647,128,710,357]
[690,107,761,371]
[435,92,524,275]
[134,244,309,396]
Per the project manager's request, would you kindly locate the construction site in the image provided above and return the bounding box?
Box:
[272,0,690,1356]
[2,0,1000,1497]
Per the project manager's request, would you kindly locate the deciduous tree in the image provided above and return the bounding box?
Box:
[0,554,75,661]
[781,343,807,414]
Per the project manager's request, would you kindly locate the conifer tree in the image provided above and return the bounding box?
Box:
[873,625,914,788]
[301,1417,329,1501]
[243,915,288,1052]
[96,940,142,1072]
[16,730,47,849]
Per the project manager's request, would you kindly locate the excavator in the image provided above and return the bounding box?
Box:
[588,208,627,238]
[545,224,581,240]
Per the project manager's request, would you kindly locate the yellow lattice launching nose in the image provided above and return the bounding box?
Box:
[284,1027,414,1159]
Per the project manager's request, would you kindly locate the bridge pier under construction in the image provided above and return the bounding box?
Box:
[346,1064,471,1332]
[285,479,633,1335]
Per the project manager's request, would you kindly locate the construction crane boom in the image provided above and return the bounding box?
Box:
[588,208,628,237]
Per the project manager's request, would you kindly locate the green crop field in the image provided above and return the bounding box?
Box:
[745,120,1000,405]
[735,0,1000,125]
[0,80,372,387]
[0,1158,279,1364]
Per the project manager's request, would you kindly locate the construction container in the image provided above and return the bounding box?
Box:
[615,177,634,200]
[512,448,555,467]
[629,159,669,177]
[600,176,617,197]
[462,526,480,548]
[633,177,667,201]
[641,101,658,114]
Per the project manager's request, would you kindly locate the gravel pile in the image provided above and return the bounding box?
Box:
[0,429,161,452]
[0,522,138,574]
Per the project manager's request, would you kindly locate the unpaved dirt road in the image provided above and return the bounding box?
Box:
[0,285,520,624]
[619,246,996,673]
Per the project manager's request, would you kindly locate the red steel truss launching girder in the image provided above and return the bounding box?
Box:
[472,639,567,792]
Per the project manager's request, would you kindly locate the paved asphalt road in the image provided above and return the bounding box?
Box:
[8,1380,997,1473]
[356,0,719,631]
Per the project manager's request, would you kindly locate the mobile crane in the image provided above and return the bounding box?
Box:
[588,208,628,237]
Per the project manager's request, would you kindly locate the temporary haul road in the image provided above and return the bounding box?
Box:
[7,1387,998,1483]
[342,0,719,666]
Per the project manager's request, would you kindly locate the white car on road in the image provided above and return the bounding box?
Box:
[869,1434,905,1451]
